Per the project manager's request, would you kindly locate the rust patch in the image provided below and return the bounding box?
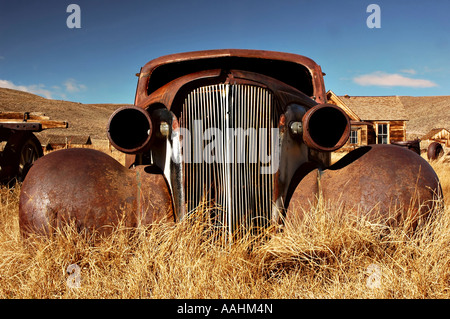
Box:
[19,148,173,237]
[287,144,442,227]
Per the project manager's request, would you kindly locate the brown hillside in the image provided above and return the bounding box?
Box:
[0,87,130,142]
[399,96,450,138]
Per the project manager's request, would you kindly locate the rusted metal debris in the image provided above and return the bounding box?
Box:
[391,139,421,155]
[427,141,444,161]
[18,49,443,237]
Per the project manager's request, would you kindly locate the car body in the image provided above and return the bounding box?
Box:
[19,49,441,237]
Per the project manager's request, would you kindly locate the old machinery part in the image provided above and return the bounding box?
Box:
[0,132,43,183]
[391,139,421,155]
[107,106,153,154]
[289,121,303,136]
[302,103,350,152]
[427,141,444,161]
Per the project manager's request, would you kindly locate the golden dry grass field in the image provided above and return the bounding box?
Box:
[0,155,448,299]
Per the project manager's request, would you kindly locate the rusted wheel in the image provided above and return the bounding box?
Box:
[427,142,443,161]
[16,134,43,181]
[0,132,43,183]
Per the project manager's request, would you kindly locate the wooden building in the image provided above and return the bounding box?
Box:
[43,135,92,151]
[327,90,408,151]
[421,128,450,147]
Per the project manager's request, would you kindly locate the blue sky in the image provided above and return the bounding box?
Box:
[0,0,449,104]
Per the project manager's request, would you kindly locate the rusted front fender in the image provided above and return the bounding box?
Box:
[19,148,173,236]
[287,145,442,226]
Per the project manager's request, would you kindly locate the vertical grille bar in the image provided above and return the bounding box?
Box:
[181,84,276,238]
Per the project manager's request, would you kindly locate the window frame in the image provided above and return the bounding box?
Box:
[349,129,359,145]
[376,122,389,144]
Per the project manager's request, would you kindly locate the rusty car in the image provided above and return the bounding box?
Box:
[18,49,442,237]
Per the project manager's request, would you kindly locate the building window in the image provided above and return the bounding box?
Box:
[377,123,389,144]
[349,130,358,144]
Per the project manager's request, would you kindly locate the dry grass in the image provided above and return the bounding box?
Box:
[0,161,448,299]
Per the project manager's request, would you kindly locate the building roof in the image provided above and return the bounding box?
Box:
[327,91,450,137]
[421,128,450,140]
[398,96,450,135]
[337,95,408,121]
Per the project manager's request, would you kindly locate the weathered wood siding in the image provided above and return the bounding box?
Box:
[367,125,376,144]
[388,120,407,143]
[342,120,406,149]
[431,129,450,141]
[424,129,450,147]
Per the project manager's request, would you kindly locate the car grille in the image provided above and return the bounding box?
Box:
[180,84,278,237]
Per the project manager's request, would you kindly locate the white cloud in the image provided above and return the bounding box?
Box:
[0,79,54,99]
[64,78,87,93]
[0,78,87,100]
[353,71,437,88]
[399,69,416,75]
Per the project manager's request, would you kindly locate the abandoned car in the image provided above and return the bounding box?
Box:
[19,49,442,236]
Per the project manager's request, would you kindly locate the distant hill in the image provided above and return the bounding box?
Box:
[0,87,448,144]
[0,87,130,143]
[398,96,450,139]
